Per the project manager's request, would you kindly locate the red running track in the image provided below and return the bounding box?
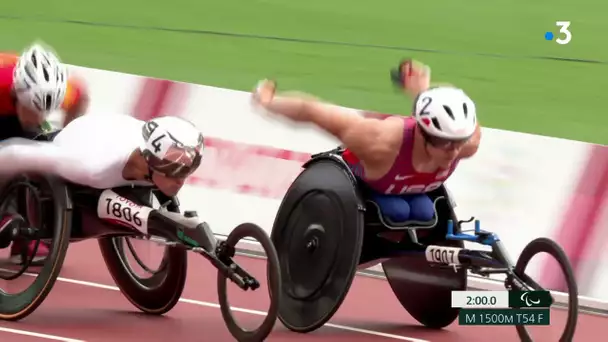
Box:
[0,241,606,342]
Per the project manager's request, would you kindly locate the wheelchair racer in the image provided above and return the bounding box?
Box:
[251,60,481,224]
[0,43,90,264]
[0,113,203,262]
[0,43,89,136]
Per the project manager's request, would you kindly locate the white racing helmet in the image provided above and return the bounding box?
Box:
[13,43,68,113]
[413,86,477,140]
[141,116,205,178]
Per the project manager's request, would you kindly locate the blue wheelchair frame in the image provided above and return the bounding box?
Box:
[437,218,512,274]
[447,219,498,244]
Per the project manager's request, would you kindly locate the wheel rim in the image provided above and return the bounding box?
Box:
[0,175,71,319]
[112,237,171,289]
[513,238,578,342]
[217,223,281,342]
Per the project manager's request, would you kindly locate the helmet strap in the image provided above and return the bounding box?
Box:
[415,124,433,157]
[422,139,432,156]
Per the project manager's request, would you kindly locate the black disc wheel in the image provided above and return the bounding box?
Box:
[217,223,281,342]
[512,237,578,342]
[271,159,365,333]
[0,175,72,320]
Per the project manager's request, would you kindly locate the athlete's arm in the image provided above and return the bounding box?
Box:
[0,53,18,67]
[393,60,457,99]
[394,59,432,99]
[308,102,400,164]
[459,122,481,158]
[255,84,396,164]
[403,82,456,100]
[61,77,89,126]
[0,138,100,186]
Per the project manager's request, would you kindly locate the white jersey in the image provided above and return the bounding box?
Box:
[0,114,152,189]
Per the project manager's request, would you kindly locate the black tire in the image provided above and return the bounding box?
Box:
[513,237,578,342]
[98,195,187,315]
[271,158,365,333]
[217,223,281,342]
[0,175,72,320]
[382,185,466,329]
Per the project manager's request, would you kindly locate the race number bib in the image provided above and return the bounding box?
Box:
[425,245,462,265]
[97,190,153,233]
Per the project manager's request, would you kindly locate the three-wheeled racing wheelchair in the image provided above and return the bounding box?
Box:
[271,147,579,341]
[0,171,280,342]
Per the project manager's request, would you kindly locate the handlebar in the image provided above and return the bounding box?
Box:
[146,209,218,253]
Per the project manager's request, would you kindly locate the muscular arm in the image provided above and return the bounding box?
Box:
[264,94,396,164]
[402,82,456,99]
[63,92,89,126]
[61,77,90,126]
[0,138,99,185]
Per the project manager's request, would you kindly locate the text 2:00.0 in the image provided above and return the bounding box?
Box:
[467,296,497,306]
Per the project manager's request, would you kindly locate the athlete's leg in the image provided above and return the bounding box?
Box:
[0,115,58,261]
[10,190,49,265]
[369,193,412,222]
[0,117,77,264]
[404,194,435,221]
[0,116,50,262]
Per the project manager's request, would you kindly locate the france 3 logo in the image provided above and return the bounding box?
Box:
[545,21,572,45]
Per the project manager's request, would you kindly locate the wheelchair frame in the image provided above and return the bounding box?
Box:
[272,147,578,339]
[0,174,281,342]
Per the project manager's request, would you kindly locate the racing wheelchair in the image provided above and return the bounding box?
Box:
[0,171,280,342]
[271,147,579,341]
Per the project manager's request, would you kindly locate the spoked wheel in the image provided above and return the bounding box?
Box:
[98,193,187,315]
[116,237,170,275]
[217,223,281,342]
[511,237,578,342]
[0,175,72,320]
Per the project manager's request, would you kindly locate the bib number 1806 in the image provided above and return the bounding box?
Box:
[97,189,152,233]
[105,198,143,226]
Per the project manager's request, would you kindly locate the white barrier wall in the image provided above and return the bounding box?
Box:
[59,65,608,307]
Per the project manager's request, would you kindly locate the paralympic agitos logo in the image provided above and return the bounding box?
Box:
[520,292,541,307]
[510,290,552,308]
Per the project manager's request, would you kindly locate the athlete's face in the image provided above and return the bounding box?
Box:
[152,172,186,197]
[16,102,44,129]
[425,139,466,167]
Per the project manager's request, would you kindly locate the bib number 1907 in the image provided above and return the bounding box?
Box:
[425,246,462,265]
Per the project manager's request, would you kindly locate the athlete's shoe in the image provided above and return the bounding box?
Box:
[10,240,50,265]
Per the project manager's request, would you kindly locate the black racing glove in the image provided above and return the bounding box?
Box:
[390,59,413,89]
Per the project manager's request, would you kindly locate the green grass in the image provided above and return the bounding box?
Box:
[1,0,607,143]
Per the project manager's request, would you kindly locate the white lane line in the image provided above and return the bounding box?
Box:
[4,271,430,342]
[0,326,86,342]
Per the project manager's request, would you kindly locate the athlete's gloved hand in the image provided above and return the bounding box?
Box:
[250,79,306,127]
[390,59,410,88]
[390,59,431,98]
[252,79,277,108]
[251,79,324,125]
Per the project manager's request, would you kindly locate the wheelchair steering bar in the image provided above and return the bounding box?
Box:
[145,211,261,291]
[147,211,218,252]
